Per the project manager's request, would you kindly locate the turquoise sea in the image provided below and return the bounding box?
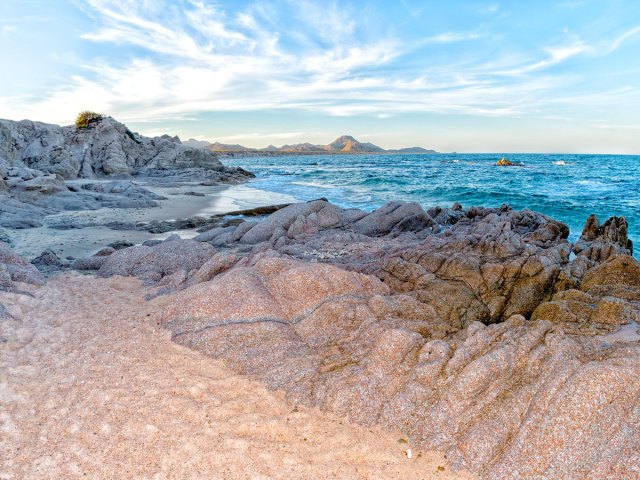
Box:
[225,153,640,247]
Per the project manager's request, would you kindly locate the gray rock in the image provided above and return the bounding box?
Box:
[352,201,425,236]
[0,116,254,230]
[141,239,163,247]
[0,240,45,290]
[193,225,236,243]
[239,200,335,244]
[97,239,215,282]
[0,116,225,179]
[72,256,109,271]
[108,241,135,250]
[0,302,12,320]
[31,249,62,266]
[163,234,182,242]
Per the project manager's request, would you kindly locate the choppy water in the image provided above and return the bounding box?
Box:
[225,153,640,247]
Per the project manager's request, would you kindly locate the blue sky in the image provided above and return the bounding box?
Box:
[1,0,639,153]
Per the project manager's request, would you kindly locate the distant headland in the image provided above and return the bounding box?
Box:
[182,134,438,156]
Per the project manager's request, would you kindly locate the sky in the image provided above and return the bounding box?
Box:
[1,0,639,153]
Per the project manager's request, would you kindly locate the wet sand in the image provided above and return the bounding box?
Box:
[9,181,296,260]
[0,274,475,479]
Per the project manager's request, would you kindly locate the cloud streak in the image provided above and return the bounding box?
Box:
[1,0,638,138]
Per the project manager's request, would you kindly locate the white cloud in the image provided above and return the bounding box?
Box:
[2,0,631,130]
[420,31,482,44]
[495,38,591,76]
[479,4,500,15]
[607,24,640,52]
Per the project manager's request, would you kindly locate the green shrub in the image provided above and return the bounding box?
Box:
[75,111,103,129]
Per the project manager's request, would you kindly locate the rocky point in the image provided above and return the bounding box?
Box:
[59,197,640,480]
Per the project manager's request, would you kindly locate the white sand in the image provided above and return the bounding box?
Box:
[9,182,296,260]
[0,273,475,479]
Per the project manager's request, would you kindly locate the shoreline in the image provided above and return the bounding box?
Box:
[2,191,639,479]
[8,180,297,260]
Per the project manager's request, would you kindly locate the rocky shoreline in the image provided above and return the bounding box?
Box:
[2,193,639,479]
[0,116,253,230]
[2,116,639,479]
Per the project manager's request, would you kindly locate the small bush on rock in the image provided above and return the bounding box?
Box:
[75,111,103,129]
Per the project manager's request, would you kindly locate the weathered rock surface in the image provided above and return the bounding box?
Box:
[0,116,254,228]
[0,241,44,291]
[1,116,222,178]
[160,253,640,480]
[114,199,638,479]
[97,239,216,283]
[0,302,12,320]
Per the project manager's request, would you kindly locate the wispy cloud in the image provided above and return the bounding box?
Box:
[421,31,483,44]
[607,24,640,52]
[0,0,637,138]
[479,3,500,15]
[399,0,427,19]
[496,38,591,76]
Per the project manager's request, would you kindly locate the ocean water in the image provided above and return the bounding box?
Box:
[225,153,640,247]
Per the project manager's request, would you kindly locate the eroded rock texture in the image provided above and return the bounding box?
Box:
[89,199,639,479]
[0,116,253,228]
[0,240,44,292]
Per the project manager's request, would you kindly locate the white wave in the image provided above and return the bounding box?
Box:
[290,181,334,189]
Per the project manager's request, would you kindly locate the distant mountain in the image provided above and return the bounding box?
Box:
[185,135,437,154]
[182,138,211,148]
[260,144,280,152]
[387,147,437,154]
[278,142,326,153]
[207,142,254,152]
[327,135,385,153]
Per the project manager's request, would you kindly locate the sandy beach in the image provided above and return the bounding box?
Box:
[0,273,475,479]
[8,181,296,260]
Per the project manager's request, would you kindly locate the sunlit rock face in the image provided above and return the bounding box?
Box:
[101,199,635,479]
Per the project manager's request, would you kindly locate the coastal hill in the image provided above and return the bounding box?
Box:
[182,135,437,154]
[0,115,253,229]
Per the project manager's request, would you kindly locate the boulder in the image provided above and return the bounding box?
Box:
[239,200,337,244]
[161,256,640,479]
[97,239,215,282]
[31,249,63,267]
[352,201,426,236]
[0,241,45,290]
